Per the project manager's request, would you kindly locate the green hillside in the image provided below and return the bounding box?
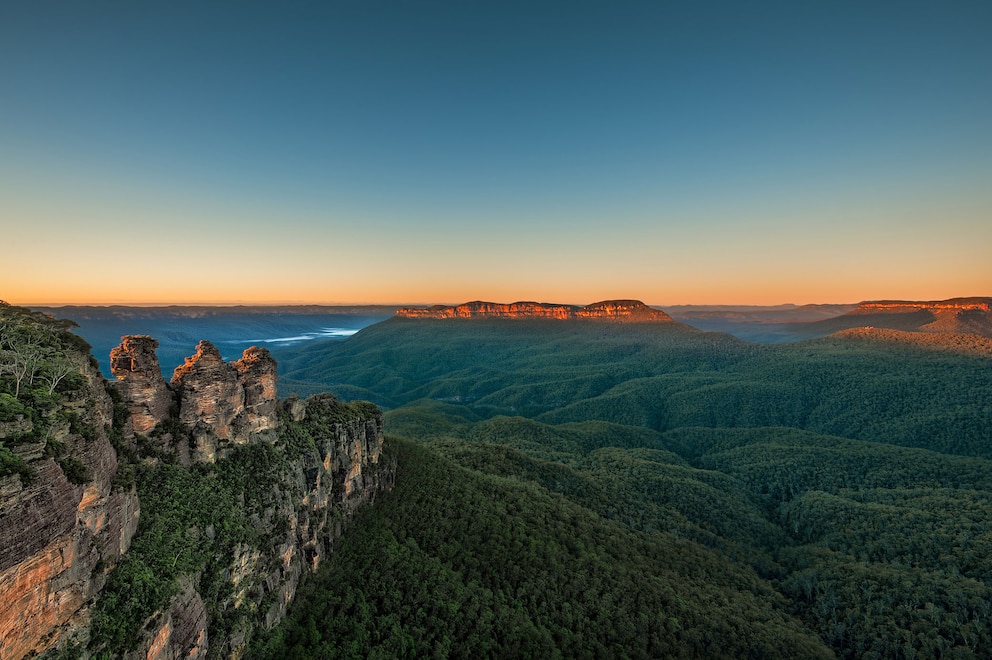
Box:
[265,317,992,657]
[254,438,832,659]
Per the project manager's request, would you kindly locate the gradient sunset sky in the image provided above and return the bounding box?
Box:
[2,1,990,306]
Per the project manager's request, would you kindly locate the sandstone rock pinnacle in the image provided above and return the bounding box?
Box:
[170,341,280,462]
[110,335,173,434]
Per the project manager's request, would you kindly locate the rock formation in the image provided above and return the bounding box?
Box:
[3,308,393,658]
[234,346,279,437]
[103,335,389,658]
[165,340,280,462]
[0,306,139,659]
[125,394,392,659]
[140,578,208,660]
[396,299,675,322]
[110,335,173,434]
[853,298,992,313]
[844,297,992,338]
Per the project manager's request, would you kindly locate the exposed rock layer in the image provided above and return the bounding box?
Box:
[110,335,173,434]
[130,394,392,659]
[846,297,992,338]
[854,298,992,313]
[0,325,139,659]
[107,337,389,658]
[3,311,391,659]
[397,299,674,322]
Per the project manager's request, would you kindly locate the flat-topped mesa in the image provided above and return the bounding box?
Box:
[396,299,674,322]
[853,297,992,313]
[110,335,174,434]
[170,340,280,462]
[837,297,992,338]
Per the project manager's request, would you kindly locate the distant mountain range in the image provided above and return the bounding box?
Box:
[787,297,992,339]
[26,297,992,378]
[664,298,992,342]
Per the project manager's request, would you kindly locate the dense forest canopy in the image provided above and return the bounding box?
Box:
[260,317,992,657]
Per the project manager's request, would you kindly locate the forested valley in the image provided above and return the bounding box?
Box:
[255,317,992,658]
[5,305,990,658]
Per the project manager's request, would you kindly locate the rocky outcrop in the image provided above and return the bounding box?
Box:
[0,306,139,659]
[575,300,674,322]
[168,340,280,462]
[234,346,279,437]
[110,335,173,434]
[397,299,675,322]
[104,338,390,658]
[3,310,392,659]
[844,297,992,338]
[853,298,992,313]
[234,395,390,652]
[136,578,208,660]
[129,393,392,660]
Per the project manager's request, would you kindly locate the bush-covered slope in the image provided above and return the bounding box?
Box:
[254,438,832,659]
[268,315,992,657]
[279,318,991,458]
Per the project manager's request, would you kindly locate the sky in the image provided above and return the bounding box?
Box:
[1,0,990,306]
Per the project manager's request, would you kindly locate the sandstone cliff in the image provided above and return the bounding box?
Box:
[0,303,139,659]
[843,297,992,338]
[853,297,992,313]
[113,392,392,660]
[2,308,393,659]
[396,299,675,322]
[169,340,280,463]
[110,335,173,434]
[96,338,391,659]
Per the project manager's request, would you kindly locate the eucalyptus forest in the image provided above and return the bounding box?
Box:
[257,316,992,658]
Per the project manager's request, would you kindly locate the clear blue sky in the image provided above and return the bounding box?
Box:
[2,0,990,305]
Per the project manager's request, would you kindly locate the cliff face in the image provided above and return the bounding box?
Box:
[0,305,139,659]
[102,338,391,659]
[109,337,282,464]
[847,298,992,338]
[110,335,173,434]
[2,309,392,659]
[125,394,392,660]
[397,299,675,322]
[234,347,279,438]
[853,298,992,313]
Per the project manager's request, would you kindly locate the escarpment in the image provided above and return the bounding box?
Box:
[853,297,992,313]
[2,310,393,658]
[838,297,992,338]
[0,304,139,659]
[114,390,393,659]
[396,299,675,322]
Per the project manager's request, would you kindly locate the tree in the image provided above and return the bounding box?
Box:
[43,353,76,395]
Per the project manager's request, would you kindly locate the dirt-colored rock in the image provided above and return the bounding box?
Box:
[396,299,675,322]
[110,335,174,434]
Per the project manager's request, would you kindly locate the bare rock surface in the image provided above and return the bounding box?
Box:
[110,335,173,434]
[397,299,675,322]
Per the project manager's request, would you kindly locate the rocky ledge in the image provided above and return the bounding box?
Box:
[396,299,674,322]
[853,297,992,313]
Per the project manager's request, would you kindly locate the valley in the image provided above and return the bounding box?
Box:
[3,298,991,658]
